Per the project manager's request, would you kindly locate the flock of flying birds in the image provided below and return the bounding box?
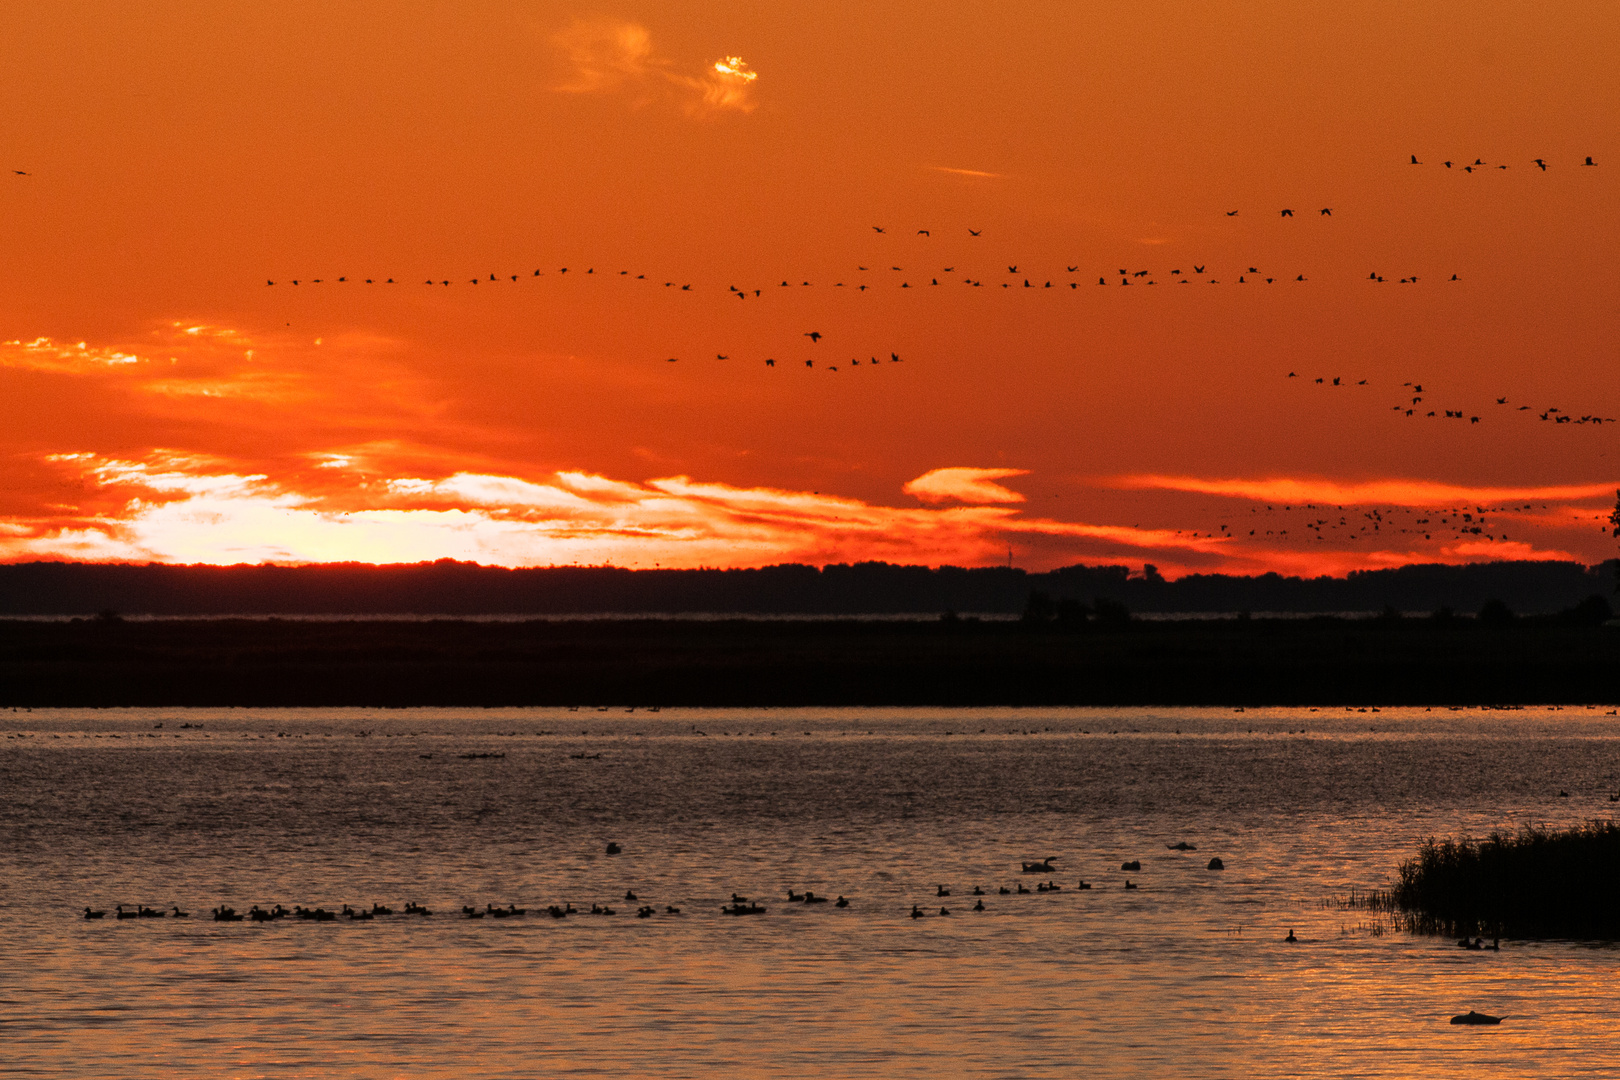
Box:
[248,152,1604,371]
[1289,373,1616,430]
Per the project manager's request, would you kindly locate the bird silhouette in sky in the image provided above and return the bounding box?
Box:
[1280,209,1294,217]
[1008,265,1018,273]
[968,229,981,236]
[1226,210,1239,216]
[11,170,29,176]
[917,229,930,236]
[1534,159,1547,170]
[765,359,775,366]
[872,226,885,233]
[804,331,822,342]
[1320,208,1332,215]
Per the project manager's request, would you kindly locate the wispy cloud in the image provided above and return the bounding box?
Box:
[0,455,1225,570]
[1115,474,1616,508]
[552,18,758,117]
[928,166,1007,179]
[904,467,1028,504]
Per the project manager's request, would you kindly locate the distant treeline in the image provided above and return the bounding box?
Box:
[0,558,1615,616]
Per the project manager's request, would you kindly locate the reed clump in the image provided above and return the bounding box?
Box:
[1352,822,1620,938]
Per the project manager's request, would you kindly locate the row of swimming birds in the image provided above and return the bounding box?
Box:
[80,851,1226,923]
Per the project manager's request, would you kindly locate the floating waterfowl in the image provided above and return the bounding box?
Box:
[834,896,849,908]
[1285,929,1297,942]
[973,899,985,911]
[605,843,622,855]
[1022,858,1057,873]
[1450,1011,1503,1025]
[1121,860,1141,871]
[83,907,105,919]
[1207,858,1225,870]
[1167,842,1198,851]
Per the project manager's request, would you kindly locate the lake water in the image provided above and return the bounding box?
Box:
[3,705,1618,1078]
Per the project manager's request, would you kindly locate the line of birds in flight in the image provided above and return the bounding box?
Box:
[1409,155,1599,172]
[1289,373,1616,428]
[1169,498,1618,546]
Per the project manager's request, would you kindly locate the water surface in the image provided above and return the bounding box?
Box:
[3,705,1617,1077]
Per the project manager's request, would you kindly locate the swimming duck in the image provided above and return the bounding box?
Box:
[624,890,638,901]
[1121,860,1141,872]
[973,886,984,896]
[83,907,105,919]
[834,896,849,908]
[1285,929,1297,942]
[1450,1011,1503,1025]
[999,886,1011,895]
[936,885,950,897]
[605,842,622,855]
[1077,880,1091,890]
[911,905,924,919]
[1022,858,1056,873]
[1124,880,1138,890]
[1207,858,1225,870]
[938,907,951,916]
[973,899,986,911]
[803,891,828,904]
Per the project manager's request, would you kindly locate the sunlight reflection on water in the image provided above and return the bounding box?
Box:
[2,705,1617,1077]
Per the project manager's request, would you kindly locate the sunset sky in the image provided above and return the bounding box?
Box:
[1,1,1615,575]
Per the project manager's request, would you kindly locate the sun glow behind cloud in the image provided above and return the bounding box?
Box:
[1,312,1613,577]
[0,451,1246,570]
[551,19,759,116]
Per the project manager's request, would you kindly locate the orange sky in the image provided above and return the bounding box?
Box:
[1,2,1616,575]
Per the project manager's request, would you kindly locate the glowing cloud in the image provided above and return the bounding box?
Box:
[1,455,1220,571]
[552,19,758,116]
[904,468,1029,505]
[1116,474,1617,508]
